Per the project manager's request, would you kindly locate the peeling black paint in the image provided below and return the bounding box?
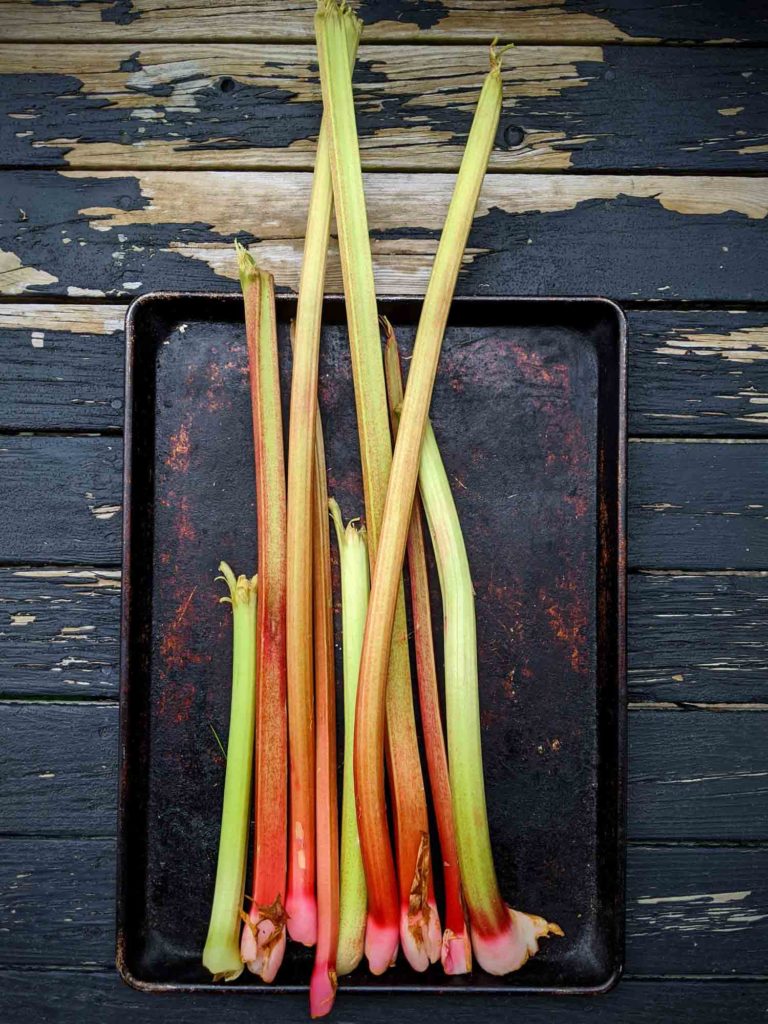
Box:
[1,172,765,300]
[2,48,766,172]
[357,0,448,31]
[100,0,140,26]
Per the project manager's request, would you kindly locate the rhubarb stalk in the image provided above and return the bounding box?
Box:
[285,22,359,948]
[202,563,258,982]
[350,42,508,973]
[310,409,340,1018]
[417,416,563,973]
[329,498,369,976]
[315,0,439,974]
[236,247,288,983]
[382,322,471,976]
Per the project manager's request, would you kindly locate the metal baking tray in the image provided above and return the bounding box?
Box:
[118,293,626,995]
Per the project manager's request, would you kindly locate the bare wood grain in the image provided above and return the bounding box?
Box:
[2,44,765,171]
[1,0,767,44]
[2,171,767,300]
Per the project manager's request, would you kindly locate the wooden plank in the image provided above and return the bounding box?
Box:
[2,434,766,569]
[4,568,767,703]
[629,709,768,841]
[629,573,768,705]
[627,310,768,437]
[2,839,765,975]
[2,45,767,172]
[0,305,125,432]
[626,845,768,976]
[0,568,121,698]
[0,435,122,566]
[0,838,116,968]
[0,704,118,837]
[1,0,768,44]
[628,441,768,571]
[2,171,767,301]
[2,703,766,839]
[0,974,764,1023]
[4,305,768,435]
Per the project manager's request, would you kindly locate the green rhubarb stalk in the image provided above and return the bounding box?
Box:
[316,0,439,975]
[236,247,288,983]
[351,41,508,973]
[202,563,258,982]
[285,23,358,948]
[310,409,340,1019]
[329,498,369,977]
[382,322,471,976]
[417,419,563,974]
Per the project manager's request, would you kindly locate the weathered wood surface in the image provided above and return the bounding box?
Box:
[626,310,768,437]
[2,838,765,975]
[0,972,765,1022]
[3,305,768,435]
[2,0,768,44]
[2,703,766,839]
[2,434,766,569]
[2,171,767,300]
[628,441,768,570]
[0,568,121,698]
[0,435,122,566]
[4,568,767,703]
[2,44,767,172]
[628,573,768,705]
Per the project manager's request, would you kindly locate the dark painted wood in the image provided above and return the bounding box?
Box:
[0,838,116,967]
[628,441,768,571]
[0,435,122,565]
[629,572,768,704]
[0,567,121,698]
[2,0,768,44]
[3,306,768,436]
[0,305,125,432]
[0,971,764,1023]
[2,434,765,569]
[2,45,767,172]
[2,703,766,840]
[2,171,767,302]
[2,839,766,975]
[627,310,768,437]
[629,709,768,840]
[3,569,766,703]
[0,703,118,838]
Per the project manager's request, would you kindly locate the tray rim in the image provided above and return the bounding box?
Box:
[118,291,628,997]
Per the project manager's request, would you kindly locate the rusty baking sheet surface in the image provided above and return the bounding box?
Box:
[118,294,626,995]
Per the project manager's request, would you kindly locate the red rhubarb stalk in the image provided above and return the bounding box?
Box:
[382,321,471,976]
[416,416,563,974]
[236,246,288,982]
[315,0,439,974]
[309,408,340,1018]
[285,21,359,947]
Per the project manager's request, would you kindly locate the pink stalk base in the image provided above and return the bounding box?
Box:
[400,894,441,972]
[241,900,288,984]
[471,909,564,976]
[442,929,473,976]
[285,891,317,947]
[309,961,338,1019]
[364,916,399,976]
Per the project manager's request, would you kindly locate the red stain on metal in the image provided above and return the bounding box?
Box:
[166,421,191,473]
[176,495,196,543]
[539,574,588,676]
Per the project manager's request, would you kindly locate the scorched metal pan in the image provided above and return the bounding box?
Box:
[118,293,626,996]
